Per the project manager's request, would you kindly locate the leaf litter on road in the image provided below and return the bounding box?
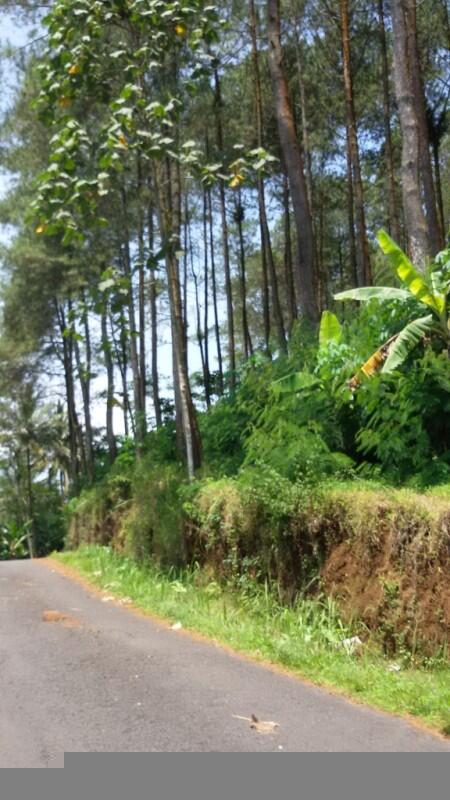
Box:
[233,714,280,734]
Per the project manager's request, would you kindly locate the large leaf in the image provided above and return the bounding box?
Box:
[334,286,410,303]
[272,372,321,396]
[382,315,435,373]
[319,311,342,346]
[377,230,445,315]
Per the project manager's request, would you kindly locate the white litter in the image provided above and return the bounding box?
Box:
[171,622,183,631]
[339,636,363,655]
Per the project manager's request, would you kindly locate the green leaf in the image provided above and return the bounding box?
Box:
[382,315,435,373]
[377,230,445,314]
[319,311,342,346]
[271,372,322,396]
[334,287,410,303]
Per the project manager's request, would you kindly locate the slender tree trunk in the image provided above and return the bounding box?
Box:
[156,157,201,478]
[138,212,147,425]
[340,0,372,286]
[267,0,318,323]
[404,0,443,253]
[73,315,94,483]
[25,445,36,559]
[214,69,236,383]
[250,0,286,353]
[345,127,358,286]
[207,187,224,393]
[121,190,145,450]
[147,205,162,427]
[377,0,401,243]
[249,0,272,352]
[234,192,253,359]
[202,189,211,403]
[432,138,446,238]
[282,174,297,335]
[101,306,117,463]
[55,300,79,483]
[188,205,210,406]
[111,309,131,438]
[390,0,431,267]
[291,10,314,211]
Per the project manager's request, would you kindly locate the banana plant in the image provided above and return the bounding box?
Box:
[271,311,342,396]
[335,230,450,379]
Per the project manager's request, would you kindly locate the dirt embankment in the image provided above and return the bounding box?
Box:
[67,479,450,654]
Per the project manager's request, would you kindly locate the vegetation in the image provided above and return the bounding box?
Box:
[0,0,449,724]
[54,545,450,735]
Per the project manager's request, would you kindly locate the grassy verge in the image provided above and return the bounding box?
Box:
[54,545,450,736]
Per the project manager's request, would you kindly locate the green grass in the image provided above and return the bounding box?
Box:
[54,545,450,737]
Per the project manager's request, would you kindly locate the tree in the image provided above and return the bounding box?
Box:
[267,0,318,323]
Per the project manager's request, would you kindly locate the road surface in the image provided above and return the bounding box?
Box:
[1,559,448,764]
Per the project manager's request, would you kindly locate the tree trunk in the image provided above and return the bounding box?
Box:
[147,205,162,427]
[72,297,94,483]
[377,0,402,244]
[101,305,117,463]
[340,0,372,286]
[188,205,210,407]
[250,0,286,353]
[214,69,236,383]
[282,173,297,335]
[267,0,318,323]
[390,0,431,267]
[202,189,212,404]
[207,187,224,393]
[404,0,444,253]
[432,137,446,239]
[234,192,253,359]
[345,126,358,286]
[138,211,147,426]
[25,445,36,559]
[55,300,80,483]
[121,190,146,450]
[156,157,201,478]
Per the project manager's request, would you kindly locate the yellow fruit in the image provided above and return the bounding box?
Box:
[68,64,81,75]
[230,174,244,189]
[35,224,47,235]
[175,24,186,35]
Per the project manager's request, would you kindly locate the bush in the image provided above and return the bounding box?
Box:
[124,460,185,565]
[356,350,450,483]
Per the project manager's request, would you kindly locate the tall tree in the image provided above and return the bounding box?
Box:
[390,0,433,266]
[340,0,372,286]
[267,0,319,323]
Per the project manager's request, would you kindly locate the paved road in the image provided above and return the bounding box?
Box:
[1,560,449,764]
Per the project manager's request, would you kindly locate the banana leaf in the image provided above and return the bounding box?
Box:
[334,286,410,303]
[377,230,445,315]
[319,311,342,346]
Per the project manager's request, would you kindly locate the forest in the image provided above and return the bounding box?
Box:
[0,0,449,665]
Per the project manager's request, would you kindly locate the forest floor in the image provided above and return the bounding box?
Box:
[44,545,450,739]
[1,557,449,764]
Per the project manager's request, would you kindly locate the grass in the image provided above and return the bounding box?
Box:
[54,544,450,737]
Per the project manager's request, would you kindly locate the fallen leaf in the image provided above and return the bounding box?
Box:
[42,610,81,629]
[233,714,280,735]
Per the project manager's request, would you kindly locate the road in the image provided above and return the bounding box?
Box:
[1,559,449,764]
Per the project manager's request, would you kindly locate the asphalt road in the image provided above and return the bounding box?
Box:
[1,559,449,764]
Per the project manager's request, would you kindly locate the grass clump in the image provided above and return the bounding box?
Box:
[54,544,450,736]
